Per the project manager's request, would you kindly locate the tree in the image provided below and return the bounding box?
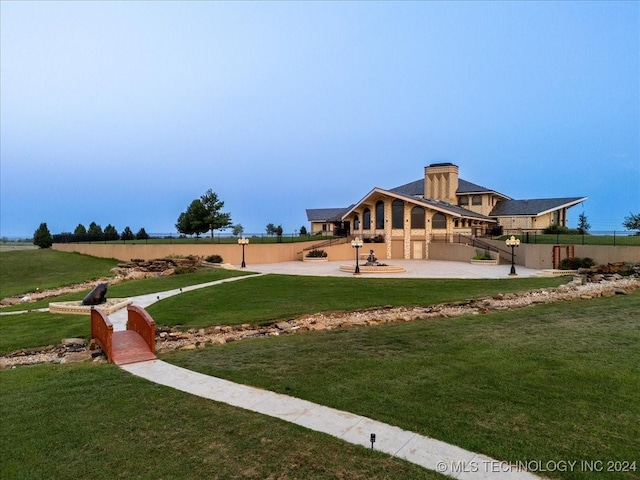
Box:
[275,224,283,242]
[623,212,640,232]
[265,223,277,236]
[33,222,53,249]
[299,225,308,236]
[104,224,119,241]
[136,227,150,240]
[74,224,87,236]
[232,224,244,237]
[185,199,209,237]
[87,222,103,241]
[200,189,232,238]
[577,213,590,234]
[121,226,134,241]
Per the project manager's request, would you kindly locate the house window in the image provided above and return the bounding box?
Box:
[375,201,385,229]
[472,195,482,205]
[363,208,371,229]
[432,213,447,229]
[392,200,404,228]
[411,206,425,228]
[354,215,360,230]
[458,195,469,206]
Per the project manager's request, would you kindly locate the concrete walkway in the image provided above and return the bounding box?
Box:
[111,262,544,479]
[123,359,538,480]
[245,259,542,279]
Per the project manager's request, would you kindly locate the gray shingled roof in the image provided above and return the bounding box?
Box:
[390,178,507,197]
[490,197,587,216]
[306,206,353,222]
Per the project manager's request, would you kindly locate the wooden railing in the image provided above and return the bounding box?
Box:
[126,305,156,354]
[90,308,113,361]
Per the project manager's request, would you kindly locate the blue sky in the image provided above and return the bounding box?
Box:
[1,1,638,238]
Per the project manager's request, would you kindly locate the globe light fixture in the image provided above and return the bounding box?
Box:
[238,237,249,268]
[505,235,520,276]
[351,236,364,275]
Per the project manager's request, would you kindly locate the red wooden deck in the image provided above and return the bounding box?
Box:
[111,330,157,365]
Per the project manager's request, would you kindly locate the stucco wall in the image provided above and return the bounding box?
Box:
[53,241,318,264]
[428,243,477,262]
[52,241,388,265]
[483,240,640,269]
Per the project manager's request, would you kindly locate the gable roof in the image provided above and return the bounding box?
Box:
[306,206,353,222]
[490,197,588,217]
[390,178,510,199]
[340,188,496,222]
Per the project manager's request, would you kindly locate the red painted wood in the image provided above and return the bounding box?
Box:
[111,331,157,365]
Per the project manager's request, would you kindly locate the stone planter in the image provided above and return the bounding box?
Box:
[470,259,499,266]
[303,256,328,263]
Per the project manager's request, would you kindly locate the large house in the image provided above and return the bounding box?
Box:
[306,163,587,260]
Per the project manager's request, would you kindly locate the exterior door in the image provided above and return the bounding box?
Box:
[412,241,423,259]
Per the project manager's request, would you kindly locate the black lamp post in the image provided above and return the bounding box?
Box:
[238,237,249,268]
[505,235,520,276]
[351,236,363,275]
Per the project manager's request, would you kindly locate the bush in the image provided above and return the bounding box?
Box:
[473,250,493,260]
[306,249,327,258]
[205,254,223,263]
[543,225,580,235]
[558,257,595,270]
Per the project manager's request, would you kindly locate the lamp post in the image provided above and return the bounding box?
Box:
[505,235,520,276]
[351,236,363,275]
[238,237,249,268]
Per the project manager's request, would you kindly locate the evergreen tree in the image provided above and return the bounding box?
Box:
[74,224,87,236]
[87,222,103,241]
[577,213,590,234]
[200,189,232,238]
[299,225,308,236]
[121,226,134,241]
[104,224,119,241]
[136,228,150,240]
[33,222,53,249]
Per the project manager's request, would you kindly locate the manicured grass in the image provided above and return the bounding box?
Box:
[0,312,87,354]
[147,274,570,329]
[1,265,255,312]
[0,363,445,480]
[0,249,119,298]
[503,233,640,246]
[165,293,640,480]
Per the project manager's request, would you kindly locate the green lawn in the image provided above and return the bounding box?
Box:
[2,249,638,479]
[147,274,570,329]
[0,363,443,480]
[165,292,640,480]
[0,249,119,298]
[504,233,640,246]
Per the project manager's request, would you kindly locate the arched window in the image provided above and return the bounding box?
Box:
[411,206,425,229]
[472,195,482,205]
[392,200,404,228]
[458,195,469,206]
[354,214,360,231]
[375,201,385,229]
[363,208,371,230]
[432,213,447,229]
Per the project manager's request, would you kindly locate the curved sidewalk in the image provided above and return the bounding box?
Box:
[123,359,539,480]
[109,264,543,478]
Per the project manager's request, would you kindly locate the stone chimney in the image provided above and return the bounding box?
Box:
[424,163,459,204]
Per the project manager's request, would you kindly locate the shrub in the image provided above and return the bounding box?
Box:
[473,250,493,260]
[558,257,595,270]
[205,254,223,263]
[306,249,327,258]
